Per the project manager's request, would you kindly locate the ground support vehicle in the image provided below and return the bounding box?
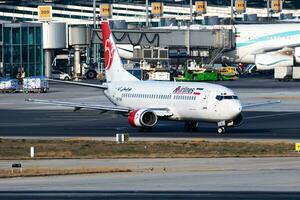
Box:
[23,76,49,93]
[175,65,238,82]
[0,78,19,93]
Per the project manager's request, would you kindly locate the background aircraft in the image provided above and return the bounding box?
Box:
[117,23,300,71]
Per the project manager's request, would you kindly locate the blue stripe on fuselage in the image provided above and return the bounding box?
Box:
[236,30,300,48]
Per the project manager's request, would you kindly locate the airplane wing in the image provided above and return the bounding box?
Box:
[49,79,108,89]
[25,99,173,117]
[26,99,129,113]
[242,100,280,110]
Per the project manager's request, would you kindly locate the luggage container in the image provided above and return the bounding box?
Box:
[274,66,292,81]
[23,76,49,93]
[0,78,18,93]
[292,66,300,80]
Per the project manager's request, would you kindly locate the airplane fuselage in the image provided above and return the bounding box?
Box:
[224,23,300,64]
[105,81,242,122]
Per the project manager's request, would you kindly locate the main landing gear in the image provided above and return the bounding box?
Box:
[184,121,198,132]
[217,121,226,134]
[183,121,230,133]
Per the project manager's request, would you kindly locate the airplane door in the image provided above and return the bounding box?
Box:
[202,90,210,110]
[114,88,122,102]
[106,86,122,104]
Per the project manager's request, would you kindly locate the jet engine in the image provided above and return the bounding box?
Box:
[128,109,157,128]
[255,53,293,71]
[226,113,244,127]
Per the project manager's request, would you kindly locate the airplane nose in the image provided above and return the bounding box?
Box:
[236,102,242,114]
[229,102,242,118]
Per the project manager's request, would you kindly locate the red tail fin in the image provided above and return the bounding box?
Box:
[101,21,115,71]
[100,21,138,82]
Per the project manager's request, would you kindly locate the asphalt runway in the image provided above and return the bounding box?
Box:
[1,76,300,139]
[1,191,300,200]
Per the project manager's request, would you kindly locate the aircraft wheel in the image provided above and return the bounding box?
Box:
[184,122,190,132]
[184,122,198,132]
[217,127,226,134]
[190,122,198,132]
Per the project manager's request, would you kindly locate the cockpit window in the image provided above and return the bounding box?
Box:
[216,95,238,101]
[216,95,223,101]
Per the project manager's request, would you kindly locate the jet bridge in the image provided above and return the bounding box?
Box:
[91,27,236,64]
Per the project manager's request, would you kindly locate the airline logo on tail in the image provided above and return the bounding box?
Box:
[104,39,115,70]
[101,21,115,70]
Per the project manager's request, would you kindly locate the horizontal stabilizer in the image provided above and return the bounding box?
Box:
[25,99,129,113]
[48,79,108,89]
[26,99,174,118]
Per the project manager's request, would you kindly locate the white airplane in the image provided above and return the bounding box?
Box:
[117,23,300,71]
[26,21,279,134]
[224,23,300,71]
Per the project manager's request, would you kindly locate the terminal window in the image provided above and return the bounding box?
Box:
[0,24,2,43]
[2,25,43,78]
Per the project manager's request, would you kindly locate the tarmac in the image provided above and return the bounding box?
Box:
[1,157,300,192]
[1,75,300,199]
[0,75,300,140]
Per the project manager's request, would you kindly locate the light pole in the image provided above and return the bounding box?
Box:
[93,0,97,64]
[267,0,270,19]
[146,0,149,27]
[190,0,193,23]
[231,0,234,25]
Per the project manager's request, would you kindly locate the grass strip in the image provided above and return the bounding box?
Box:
[0,138,297,159]
[0,167,131,178]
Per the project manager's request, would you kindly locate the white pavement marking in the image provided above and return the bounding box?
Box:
[245,112,298,120]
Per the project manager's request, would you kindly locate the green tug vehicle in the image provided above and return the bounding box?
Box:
[175,61,239,82]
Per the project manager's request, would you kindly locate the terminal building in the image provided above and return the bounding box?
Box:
[0,0,299,78]
[0,22,68,78]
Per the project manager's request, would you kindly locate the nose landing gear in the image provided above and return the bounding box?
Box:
[217,121,226,134]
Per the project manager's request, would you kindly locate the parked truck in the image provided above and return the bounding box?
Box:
[52,55,98,79]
